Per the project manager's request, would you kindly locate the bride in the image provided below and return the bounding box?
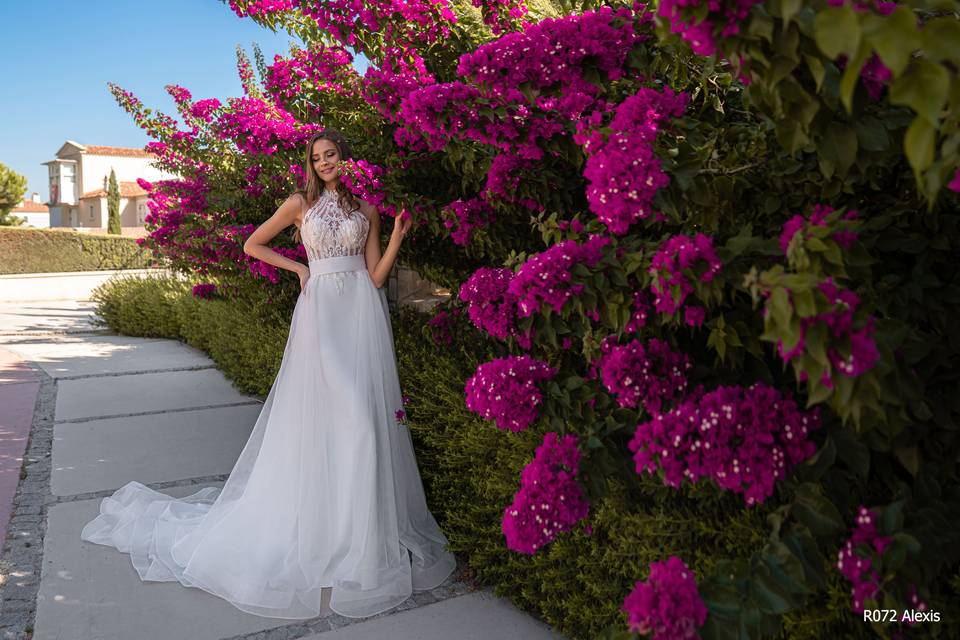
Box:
[80,129,458,620]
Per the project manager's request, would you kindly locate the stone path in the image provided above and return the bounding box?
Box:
[0,287,564,640]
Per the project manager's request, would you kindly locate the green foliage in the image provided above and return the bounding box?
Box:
[107,169,121,235]
[0,227,155,274]
[0,162,28,226]
[92,273,289,396]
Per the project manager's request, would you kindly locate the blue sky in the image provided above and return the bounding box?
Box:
[0,0,367,201]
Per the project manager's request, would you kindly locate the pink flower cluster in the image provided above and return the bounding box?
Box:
[592,336,691,416]
[459,267,532,349]
[625,289,653,333]
[191,283,217,299]
[628,383,821,505]
[657,0,761,57]
[508,235,611,317]
[779,204,859,256]
[950,170,960,192]
[216,97,322,155]
[621,556,708,640]
[502,432,589,554]
[836,506,892,613]
[577,86,689,235]
[190,98,223,122]
[649,233,722,322]
[399,7,652,160]
[266,43,358,105]
[777,278,879,380]
[228,0,296,18]
[464,355,558,432]
[443,197,496,246]
[361,47,436,122]
[471,0,531,35]
[457,5,645,98]
[427,307,462,346]
[301,0,456,54]
[244,164,264,197]
[484,153,540,211]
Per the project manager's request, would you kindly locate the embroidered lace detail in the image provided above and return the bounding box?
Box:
[301,189,370,262]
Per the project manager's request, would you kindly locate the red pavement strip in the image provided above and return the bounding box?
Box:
[0,346,40,546]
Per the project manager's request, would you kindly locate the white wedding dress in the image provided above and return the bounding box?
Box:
[81,187,457,619]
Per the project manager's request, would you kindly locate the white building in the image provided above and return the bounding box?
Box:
[9,192,50,228]
[43,141,177,236]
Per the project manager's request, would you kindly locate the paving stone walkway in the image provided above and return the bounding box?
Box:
[0,287,565,640]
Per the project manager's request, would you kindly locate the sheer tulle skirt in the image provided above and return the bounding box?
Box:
[80,254,457,619]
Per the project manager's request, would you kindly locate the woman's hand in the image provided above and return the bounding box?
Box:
[391,211,414,241]
[296,264,310,295]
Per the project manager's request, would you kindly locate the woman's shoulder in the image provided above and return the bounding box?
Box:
[288,191,312,224]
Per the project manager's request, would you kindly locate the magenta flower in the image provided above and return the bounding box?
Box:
[621,556,708,640]
[593,336,691,416]
[579,86,689,235]
[502,432,589,554]
[465,355,558,432]
[629,383,821,505]
[649,233,722,316]
[836,506,893,613]
[191,283,217,299]
[508,235,611,318]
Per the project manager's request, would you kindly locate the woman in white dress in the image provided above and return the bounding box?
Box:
[80,129,458,620]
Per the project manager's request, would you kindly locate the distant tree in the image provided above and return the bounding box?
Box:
[0,163,28,226]
[107,168,121,234]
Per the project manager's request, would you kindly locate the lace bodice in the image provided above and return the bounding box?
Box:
[300,189,370,261]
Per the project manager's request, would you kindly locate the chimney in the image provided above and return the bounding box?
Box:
[31,192,40,203]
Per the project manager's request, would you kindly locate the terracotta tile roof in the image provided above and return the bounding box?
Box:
[81,144,156,158]
[12,201,49,213]
[79,181,149,199]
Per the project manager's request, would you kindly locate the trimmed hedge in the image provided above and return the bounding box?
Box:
[90,274,288,396]
[0,227,156,274]
[92,273,955,640]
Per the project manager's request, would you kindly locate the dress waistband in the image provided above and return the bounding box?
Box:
[308,254,366,276]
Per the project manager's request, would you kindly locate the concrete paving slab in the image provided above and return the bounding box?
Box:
[0,334,213,378]
[0,300,103,336]
[55,368,255,422]
[306,590,566,640]
[36,482,288,640]
[51,403,263,496]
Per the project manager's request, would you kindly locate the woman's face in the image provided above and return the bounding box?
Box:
[311,139,340,185]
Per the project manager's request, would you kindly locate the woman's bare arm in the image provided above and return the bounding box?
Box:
[243,194,306,275]
[361,201,404,289]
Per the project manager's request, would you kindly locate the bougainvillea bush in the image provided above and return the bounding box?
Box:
[117,0,960,637]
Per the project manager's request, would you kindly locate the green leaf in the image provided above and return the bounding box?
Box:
[923,18,960,64]
[854,115,890,151]
[868,6,922,76]
[833,427,870,479]
[804,55,826,93]
[814,7,861,60]
[888,58,950,125]
[770,287,792,328]
[894,446,920,476]
[793,483,845,537]
[839,43,871,113]
[783,525,828,588]
[903,115,936,176]
[781,0,803,25]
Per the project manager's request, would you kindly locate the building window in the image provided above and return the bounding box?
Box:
[89,205,94,220]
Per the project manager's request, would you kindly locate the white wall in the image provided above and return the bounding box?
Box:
[19,212,51,228]
[79,155,172,195]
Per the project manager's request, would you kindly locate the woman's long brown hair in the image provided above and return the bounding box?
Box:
[291,128,361,244]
